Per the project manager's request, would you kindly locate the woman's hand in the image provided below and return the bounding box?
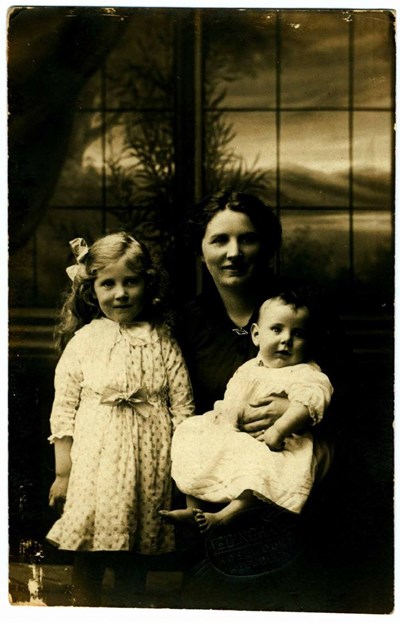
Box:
[239,395,289,439]
[49,475,69,515]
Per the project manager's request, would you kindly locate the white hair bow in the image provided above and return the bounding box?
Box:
[65,237,89,281]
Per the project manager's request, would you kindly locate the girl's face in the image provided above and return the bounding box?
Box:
[93,255,146,324]
[200,209,263,290]
[251,299,310,368]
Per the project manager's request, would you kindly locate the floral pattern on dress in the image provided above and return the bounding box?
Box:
[47,318,194,553]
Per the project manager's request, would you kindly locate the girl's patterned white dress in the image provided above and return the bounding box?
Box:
[171,358,333,514]
[46,318,194,554]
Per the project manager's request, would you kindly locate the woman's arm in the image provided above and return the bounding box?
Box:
[221,361,291,438]
[239,395,290,438]
[49,436,73,515]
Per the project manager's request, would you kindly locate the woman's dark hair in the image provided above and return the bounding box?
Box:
[55,231,172,352]
[185,190,282,260]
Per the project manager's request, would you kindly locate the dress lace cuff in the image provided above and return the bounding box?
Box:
[48,431,74,444]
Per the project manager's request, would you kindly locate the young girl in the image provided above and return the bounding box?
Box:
[46,232,194,606]
[160,290,333,533]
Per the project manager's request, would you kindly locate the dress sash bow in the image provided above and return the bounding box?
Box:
[100,386,154,418]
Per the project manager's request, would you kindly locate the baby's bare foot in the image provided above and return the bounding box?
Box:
[159,508,202,526]
[194,510,223,533]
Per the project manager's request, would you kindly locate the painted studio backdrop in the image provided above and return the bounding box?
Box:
[8,7,394,612]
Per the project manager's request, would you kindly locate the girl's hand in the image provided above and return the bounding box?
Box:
[264,427,286,452]
[239,395,290,439]
[49,475,69,515]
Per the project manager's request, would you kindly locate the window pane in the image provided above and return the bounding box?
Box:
[353,111,393,209]
[76,71,102,110]
[280,11,349,108]
[204,9,277,109]
[354,11,395,109]
[280,209,350,285]
[353,210,393,307]
[106,11,174,110]
[204,111,276,201]
[50,112,103,207]
[280,112,349,206]
[104,112,174,207]
[35,209,104,307]
[104,211,168,261]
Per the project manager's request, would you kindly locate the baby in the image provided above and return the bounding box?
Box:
[161,290,333,532]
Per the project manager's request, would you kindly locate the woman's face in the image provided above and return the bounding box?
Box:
[200,209,264,290]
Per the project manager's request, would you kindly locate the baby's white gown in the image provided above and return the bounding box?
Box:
[171,357,333,514]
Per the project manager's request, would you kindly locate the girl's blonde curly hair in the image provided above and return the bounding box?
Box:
[55,231,172,352]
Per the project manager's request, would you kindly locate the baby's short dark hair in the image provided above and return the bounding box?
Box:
[257,288,312,323]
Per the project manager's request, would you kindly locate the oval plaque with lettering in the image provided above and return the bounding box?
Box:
[204,503,305,577]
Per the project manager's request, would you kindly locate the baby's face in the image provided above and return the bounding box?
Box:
[251,298,310,368]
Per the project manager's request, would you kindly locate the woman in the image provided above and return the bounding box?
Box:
[177,191,348,474]
[178,191,288,433]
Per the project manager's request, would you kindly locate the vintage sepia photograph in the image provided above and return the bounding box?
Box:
[7,3,395,614]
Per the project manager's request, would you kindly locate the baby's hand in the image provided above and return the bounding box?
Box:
[264,427,286,452]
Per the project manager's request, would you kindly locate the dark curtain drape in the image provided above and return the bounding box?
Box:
[8,6,128,254]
